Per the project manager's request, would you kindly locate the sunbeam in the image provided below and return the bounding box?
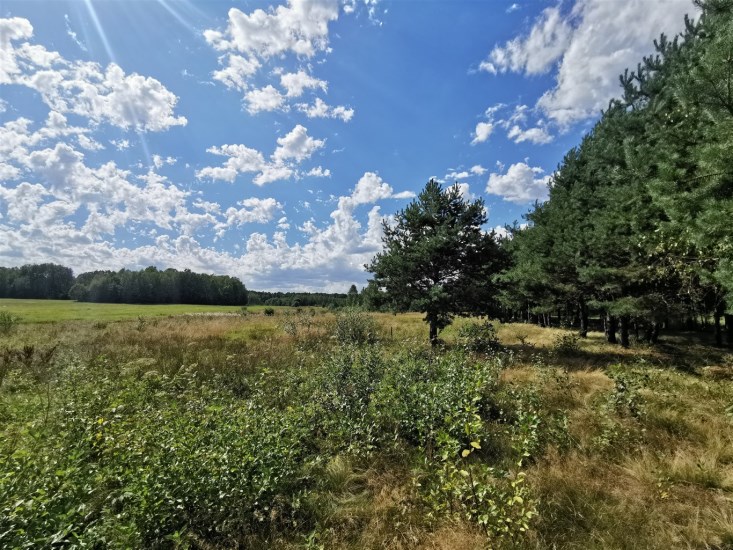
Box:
[82,0,153,168]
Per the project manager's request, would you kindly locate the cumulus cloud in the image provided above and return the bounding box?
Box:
[222,197,282,228]
[472,103,554,144]
[480,0,696,126]
[245,85,286,113]
[197,144,266,183]
[211,54,261,90]
[203,1,339,59]
[197,125,325,185]
[272,124,325,163]
[204,1,347,118]
[297,97,355,122]
[506,124,553,144]
[486,162,550,204]
[306,166,331,177]
[471,121,493,144]
[280,69,327,97]
[0,17,186,132]
[479,7,571,75]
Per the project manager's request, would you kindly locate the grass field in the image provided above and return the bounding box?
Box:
[1,303,732,548]
[0,298,283,323]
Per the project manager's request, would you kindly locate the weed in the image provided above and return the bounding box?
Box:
[0,311,18,335]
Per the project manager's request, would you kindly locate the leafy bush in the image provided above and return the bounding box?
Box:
[263,307,275,316]
[332,308,377,346]
[457,320,500,353]
[0,342,538,547]
[552,333,580,356]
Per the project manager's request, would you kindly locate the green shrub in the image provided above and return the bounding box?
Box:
[0,311,18,335]
[263,307,275,316]
[457,320,500,353]
[332,308,377,346]
[552,333,580,356]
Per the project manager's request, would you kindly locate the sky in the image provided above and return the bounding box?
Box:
[0,0,697,292]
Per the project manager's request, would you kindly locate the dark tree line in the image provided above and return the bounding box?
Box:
[0,264,248,306]
[498,0,733,347]
[0,264,74,300]
[69,267,248,305]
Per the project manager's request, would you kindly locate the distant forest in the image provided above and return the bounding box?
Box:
[0,263,355,308]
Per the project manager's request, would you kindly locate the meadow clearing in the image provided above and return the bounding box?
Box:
[1,300,732,549]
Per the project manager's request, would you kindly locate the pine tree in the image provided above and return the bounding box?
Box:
[367,180,505,344]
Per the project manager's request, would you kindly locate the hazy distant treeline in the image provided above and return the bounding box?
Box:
[0,264,355,308]
[247,290,349,308]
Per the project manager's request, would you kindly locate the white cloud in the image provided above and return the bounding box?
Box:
[253,164,294,185]
[471,121,493,144]
[197,144,266,183]
[297,97,354,122]
[506,3,520,13]
[506,124,553,144]
[480,0,696,126]
[64,14,87,52]
[272,124,324,163]
[280,69,327,97]
[0,17,186,132]
[245,85,286,113]
[223,197,282,227]
[446,170,470,181]
[152,155,177,169]
[306,166,331,177]
[197,125,325,185]
[486,162,550,204]
[470,164,487,176]
[391,190,416,199]
[202,3,356,119]
[110,139,130,151]
[480,7,571,75]
[351,172,393,205]
[212,54,261,90]
[77,134,104,151]
[204,1,339,59]
[473,103,554,144]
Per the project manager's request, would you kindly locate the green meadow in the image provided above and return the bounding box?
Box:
[0,298,283,323]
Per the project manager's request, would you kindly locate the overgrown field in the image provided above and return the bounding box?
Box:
[1,305,732,548]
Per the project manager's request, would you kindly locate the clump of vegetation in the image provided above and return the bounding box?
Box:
[0,311,18,335]
[457,320,500,353]
[332,308,377,346]
[263,307,275,316]
[552,333,581,357]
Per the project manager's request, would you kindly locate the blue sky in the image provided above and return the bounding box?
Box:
[0,0,696,291]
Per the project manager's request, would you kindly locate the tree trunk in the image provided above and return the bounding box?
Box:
[650,321,660,344]
[725,313,733,348]
[579,299,589,338]
[606,314,618,344]
[714,312,723,347]
[620,316,630,348]
[429,318,438,346]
